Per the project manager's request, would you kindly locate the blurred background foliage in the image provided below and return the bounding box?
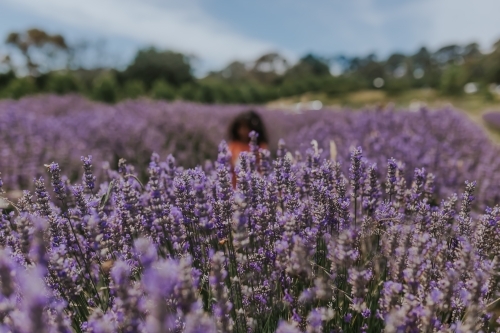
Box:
[1,28,500,109]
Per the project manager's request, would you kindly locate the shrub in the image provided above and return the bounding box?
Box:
[151,79,176,101]
[2,77,37,99]
[91,73,118,103]
[45,72,82,95]
[178,83,198,101]
[122,80,146,99]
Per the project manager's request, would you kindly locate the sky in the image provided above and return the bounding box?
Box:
[1,0,500,75]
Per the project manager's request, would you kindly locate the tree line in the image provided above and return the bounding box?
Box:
[1,28,500,103]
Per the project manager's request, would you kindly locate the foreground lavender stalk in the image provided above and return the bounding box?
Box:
[81,155,96,194]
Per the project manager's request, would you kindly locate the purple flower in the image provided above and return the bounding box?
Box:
[349,146,363,193]
[0,101,498,332]
[184,313,217,333]
[81,155,96,192]
[276,321,301,333]
[306,314,321,333]
[133,237,157,270]
[209,251,233,333]
[385,158,397,196]
[34,177,52,218]
[47,162,66,201]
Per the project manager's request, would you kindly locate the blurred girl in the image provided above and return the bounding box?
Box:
[228,110,268,186]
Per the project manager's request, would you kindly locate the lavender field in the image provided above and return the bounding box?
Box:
[0,95,499,332]
[1,95,500,207]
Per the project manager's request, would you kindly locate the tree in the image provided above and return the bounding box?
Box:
[385,53,407,74]
[462,43,484,82]
[483,39,500,84]
[205,61,250,83]
[440,65,467,95]
[250,53,289,84]
[351,55,385,85]
[123,48,193,88]
[302,54,331,75]
[433,44,463,65]
[463,43,482,59]
[220,61,249,82]
[284,54,330,80]
[0,53,13,73]
[412,47,432,69]
[411,47,440,88]
[6,28,68,75]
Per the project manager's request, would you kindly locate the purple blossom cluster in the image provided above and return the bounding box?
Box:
[286,107,500,208]
[483,111,500,131]
[0,140,499,332]
[0,95,301,192]
[1,96,500,209]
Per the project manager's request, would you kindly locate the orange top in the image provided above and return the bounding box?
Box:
[228,141,268,187]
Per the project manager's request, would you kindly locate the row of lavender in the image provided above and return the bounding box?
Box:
[1,95,500,208]
[0,138,499,332]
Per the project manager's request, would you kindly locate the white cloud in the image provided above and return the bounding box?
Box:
[348,0,500,53]
[2,0,286,70]
[422,0,500,51]
[297,0,500,57]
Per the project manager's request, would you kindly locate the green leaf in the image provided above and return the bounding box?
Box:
[99,179,115,209]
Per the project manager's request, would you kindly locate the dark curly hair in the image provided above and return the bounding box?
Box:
[228,110,268,145]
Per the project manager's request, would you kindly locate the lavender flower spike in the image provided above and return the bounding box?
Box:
[385,158,397,198]
[81,155,96,192]
[47,162,66,201]
[209,251,233,333]
[349,146,363,193]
